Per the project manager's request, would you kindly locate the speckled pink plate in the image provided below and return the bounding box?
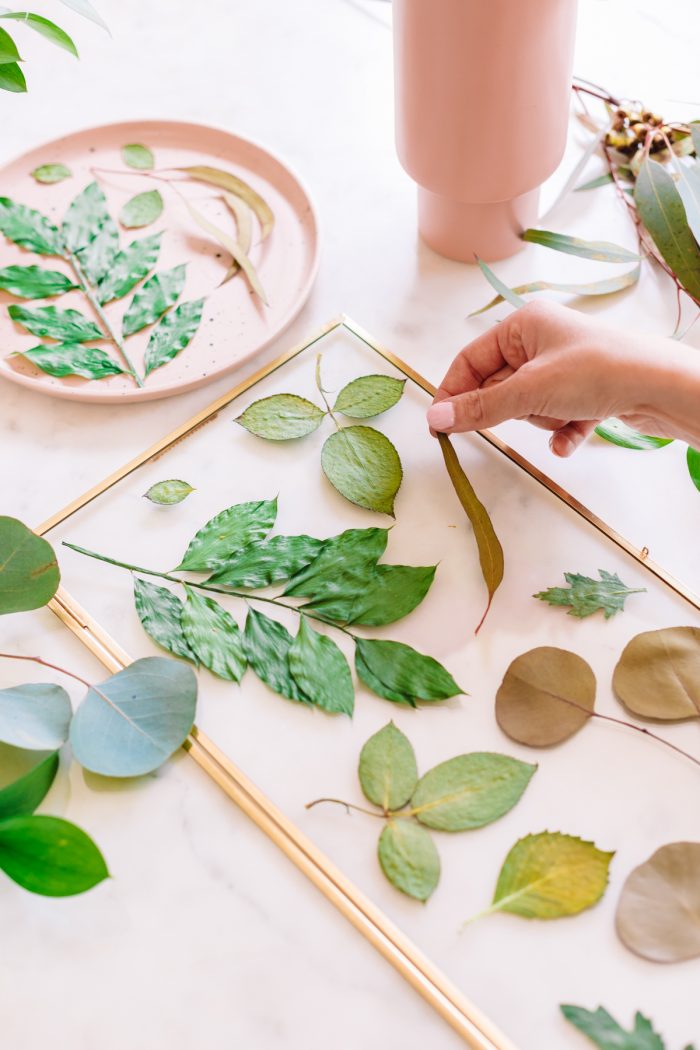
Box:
[0,120,319,403]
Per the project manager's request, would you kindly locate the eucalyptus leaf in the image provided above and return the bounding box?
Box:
[30,162,72,184]
[97,232,162,305]
[561,1005,666,1050]
[612,627,700,721]
[8,303,102,342]
[122,143,154,170]
[595,418,673,450]
[177,498,277,571]
[0,24,21,61]
[534,570,644,619]
[0,683,71,750]
[470,266,640,316]
[0,197,61,254]
[522,228,639,263]
[69,656,197,777]
[143,296,203,376]
[284,527,387,612]
[378,819,440,902]
[179,165,274,240]
[0,61,26,92]
[143,479,193,505]
[0,815,109,896]
[0,516,59,613]
[355,638,462,707]
[121,264,186,336]
[358,722,418,811]
[288,616,354,715]
[0,751,59,820]
[333,375,406,419]
[574,172,614,191]
[236,394,326,440]
[475,257,527,310]
[2,12,78,56]
[675,161,700,247]
[181,588,246,683]
[321,425,402,516]
[410,753,536,831]
[687,446,700,492]
[19,343,124,379]
[133,578,196,662]
[0,264,76,298]
[184,199,267,303]
[244,607,308,703]
[57,0,109,33]
[634,158,700,301]
[119,189,163,229]
[208,534,324,589]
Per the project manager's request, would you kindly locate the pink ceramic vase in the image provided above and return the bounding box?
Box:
[393,0,578,262]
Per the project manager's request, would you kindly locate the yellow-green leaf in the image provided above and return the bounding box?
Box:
[180,164,274,240]
[522,228,639,263]
[31,163,72,184]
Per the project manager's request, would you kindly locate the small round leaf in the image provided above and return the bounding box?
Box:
[358,722,418,811]
[496,646,596,747]
[613,627,700,721]
[122,143,154,170]
[321,426,402,515]
[119,189,164,229]
[378,819,440,901]
[31,163,72,184]
[236,394,326,441]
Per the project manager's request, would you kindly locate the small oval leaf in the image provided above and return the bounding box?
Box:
[122,143,154,170]
[119,189,164,229]
[522,228,639,263]
[358,722,418,811]
[0,815,109,896]
[378,819,440,901]
[321,426,402,515]
[236,394,326,441]
[31,163,72,185]
[410,753,536,831]
[144,479,194,506]
[333,375,406,419]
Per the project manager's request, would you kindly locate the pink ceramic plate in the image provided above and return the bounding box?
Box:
[0,120,319,403]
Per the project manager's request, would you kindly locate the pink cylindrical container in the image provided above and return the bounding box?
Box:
[393,0,578,261]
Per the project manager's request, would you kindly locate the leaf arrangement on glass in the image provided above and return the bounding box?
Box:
[0,1,107,95]
[64,497,462,716]
[534,568,644,619]
[561,1003,696,1050]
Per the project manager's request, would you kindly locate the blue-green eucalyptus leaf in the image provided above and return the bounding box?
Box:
[0,815,109,896]
[0,683,71,749]
[475,257,527,310]
[522,228,639,263]
[378,819,440,901]
[634,158,700,301]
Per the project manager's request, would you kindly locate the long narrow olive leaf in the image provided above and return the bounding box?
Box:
[178,164,274,240]
[674,160,700,247]
[0,12,78,57]
[634,158,700,302]
[437,433,503,633]
[221,190,253,283]
[0,61,26,92]
[184,199,268,303]
[470,266,640,316]
[475,257,527,310]
[574,172,614,192]
[521,228,639,263]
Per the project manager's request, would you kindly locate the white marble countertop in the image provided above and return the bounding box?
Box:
[2,2,700,1049]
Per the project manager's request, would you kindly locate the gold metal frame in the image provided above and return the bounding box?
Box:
[37,316,700,1050]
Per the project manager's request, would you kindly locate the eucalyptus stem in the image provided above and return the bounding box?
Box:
[0,651,119,714]
[305,797,386,818]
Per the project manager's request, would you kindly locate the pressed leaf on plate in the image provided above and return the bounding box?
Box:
[62,181,112,258]
[496,647,596,748]
[122,143,154,170]
[179,164,274,240]
[470,266,640,316]
[222,190,253,280]
[181,588,246,683]
[0,683,71,750]
[321,425,402,516]
[96,232,162,305]
[534,570,644,620]
[133,577,197,662]
[354,638,462,707]
[0,516,59,613]
[19,343,124,380]
[31,163,72,184]
[0,751,59,820]
[236,393,326,440]
[184,199,267,303]
[176,498,277,571]
[333,375,406,418]
[634,157,700,301]
[121,264,187,337]
[595,418,673,450]
[208,534,324,589]
[244,607,308,703]
[410,753,536,831]
[358,722,418,811]
[0,265,76,298]
[143,479,193,505]
[560,1005,667,1050]
[612,626,700,721]
[0,815,109,896]
[378,819,440,902]
[143,297,203,376]
[8,303,102,343]
[288,616,354,715]
[522,228,639,263]
[119,189,163,229]
[0,197,61,254]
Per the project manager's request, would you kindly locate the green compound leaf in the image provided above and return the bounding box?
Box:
[0,815,109,896]
[358,722,418,811]
[2,12,79,55]
[595,418,673,450]
[522,227,639,263]
[97,231,162,305]
[284,527,387,619]
[333,375,406,418]
[8,303,102,342]
[133,577,196,663]
[469,266,640,316]
[0,683,71,750]
[321,425,403,516]
[378,819,440,902]
[70,656,197,777]
[181,588,246,683]
[355,638,462,708]
[244,607,308,703]
[144,479,193,505]
[0,265,76,298]
[19,343,124,379]
[534,569,645,620]
[119,189,164,229]
[0,750,59,820]
[236,393,326,440]
[0,61,26,93]
[486,831,614,920]
[0,24,21,61]
[177,498,277,571]
[288,616,354,715]
[122,264,187,337]
[410,753,536,831]
[560,1005,666,1050]
[30,163,72,184]
[687,446,700,492]
[345,564,436,626]
[143,296,203,376]
[0,516,59,614]
[0,197,61,254]
[208,534,325,589]
[122,143,154,170]
[635,157,700,301]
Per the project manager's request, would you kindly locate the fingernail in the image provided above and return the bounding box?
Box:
[427,401,455,432]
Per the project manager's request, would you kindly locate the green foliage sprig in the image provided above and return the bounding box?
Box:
[534,568,644,619]
[561,1002,695,1050]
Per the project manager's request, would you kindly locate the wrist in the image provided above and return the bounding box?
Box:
[624,344,700,445]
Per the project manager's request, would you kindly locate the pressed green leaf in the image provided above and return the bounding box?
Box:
[19,343,124,379]
[0,517,59,613]
[0,61,26,92]
[70,656,197,777]
[487,831,614,919]
[345,565,436,626]
[184,198,267,303]
[181,588,246,682]
[0,750,59,820]
[560,1005,665,1050]
[97,232,162,305]
[244,607,308,703]
[57,0,109,33]
[0,197,60,253]
[687,446,700,492]
[8,303,102,342]
[410,753,536,831]
[122,143,154,170]
[333,375,406,418]
[0,815,108,896]
[283,527,387,617]
[595,418,673,450]
[0,683,71,750]
[179,164,274,240]
[355,638,462,707]
[208,534,324,589]
[177,498,277,571]
[634,158,700,301]
[475,257,527,310]
[0,265,76,298]
[355,647,413,705]
[143,297,203,376]
[613,627,700,721]
[574,172,614,192]
[62,182,110,255]
[236,393,326,440]
[438,433,503,633]
[143,479,193,505]
[378,819,440,902]
[469,266,640,316]
[321,425,403,515]
[522,228,639,263]
[288,616,354,715]
[534,569,644,619]
[358,722,418,811]
[119,189,163,229]
[133,578,196,663]
[0,25,21,61]
[121,264,186,337]
[30,163,72,184]
[1,13,78,56]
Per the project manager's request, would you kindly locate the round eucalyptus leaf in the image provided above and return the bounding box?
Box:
[0,683,71,750]
[378,819,440,901]
[613,627,700,721]
[321,426,402,515]
[496,646,596,747]
[0,517,59,614]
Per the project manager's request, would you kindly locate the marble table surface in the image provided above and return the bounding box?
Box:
[2,2,699,1049]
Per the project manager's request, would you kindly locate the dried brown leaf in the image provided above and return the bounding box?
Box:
[496,646,596,747]
[613,627,700,721]
[183,199,268,305]
[178,164,274,240]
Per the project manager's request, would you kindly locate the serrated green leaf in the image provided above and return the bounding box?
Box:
[410,753,536,831]
[0,197,60,253]
[358,722,418,811]
[181,588,246,682]
[0,750,59,820]
[0,265,76,298]
[122,143,154,170]
[133,577,196,662]
[333,375,406,419]
[0,815,108,896]
[595,418,673,450]
[57,0,108,33]
[208,534,324,589]
[121,264,186,337]
[475,257,527,309]
[236,394,326,440]
[19,343,124,379]
[560,1005,666,1050]
[469,266,640,316]
[355,638,462,707]
[119,189,163,229]
[8,303,102,342]
[244,607,308,703]
[143,296,203,376]
[0,683,71,750]
[687,446,700,492]
[0,61,26,92]
[0,24,21,61]
[321,425,402,515]
[283,527,387,618]
[635,158,700,300]
[288,616,354,715]
[30,163,72,184]
[378,819,440,901]
[522,228,639,263]
[2,12,78,56]
[534,569,644,619]
[143,479,193,505]
[177,498,277,571]
[69,656,197,777]
[97,232,162,305]
[0,516,59,614]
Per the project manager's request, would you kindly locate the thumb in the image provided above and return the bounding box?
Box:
[427,374,531,433]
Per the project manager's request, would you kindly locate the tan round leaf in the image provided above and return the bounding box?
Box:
[495,646,596,747]
[616,841,700,962]
[613,627,700,721]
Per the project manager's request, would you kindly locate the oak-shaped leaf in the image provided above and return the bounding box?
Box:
[496,646,596,747]
[144,479,193,505]
[613,627,700,721]
[0,197,62,255]
[333,375,406,419]
[378,819,440,902]
[410,753,536,831]
[143,297,203,376]
[97,231,162,305]
[19,343,124,380]
[560,1005,666,1050]
[595,418,673,450]
[358,722,418,811]
[177,498,277,571]
[122,143,154,170]
[236,394,326,440]
[122,264,186,337]
[119,189,163,229]
[208,534,324,589]
[0,683,71,750]
[0,815,109,896]
[534,569,644,619]
[354,638,461,707]
[9,303,103,343]
[0,265,76,299]
[288,616,354,715]
[244,607,308,703]
[0,750,59,820]
[0,516,60,613]
[181,588,246,682]
[321,425,402,516]
[31,163,72,184]
[133,578,196,662]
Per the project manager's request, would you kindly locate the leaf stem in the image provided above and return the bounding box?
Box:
[0,651,92,690]
[304,797,386,818]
